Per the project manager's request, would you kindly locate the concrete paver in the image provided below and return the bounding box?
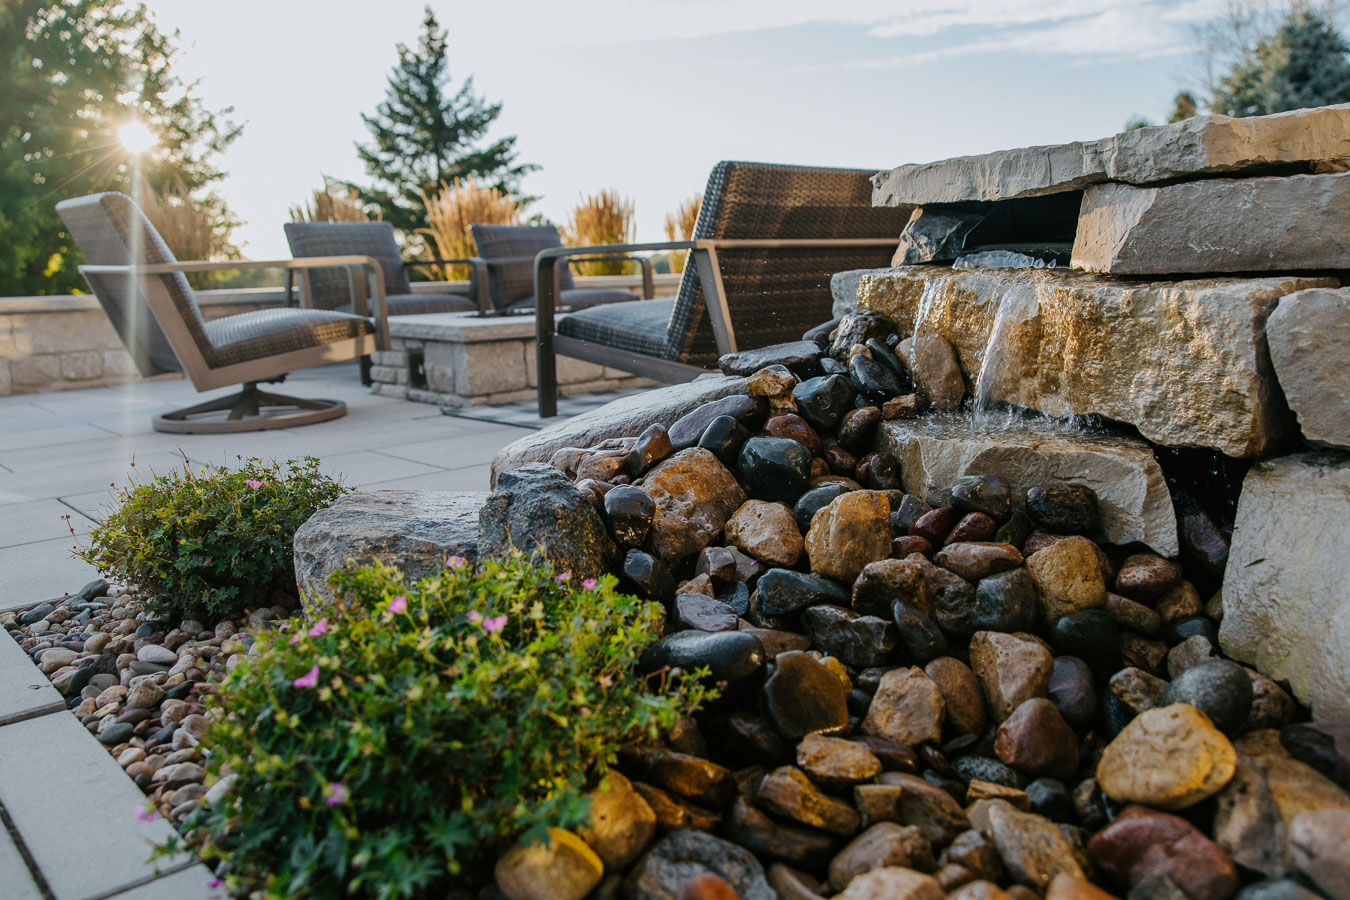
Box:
[101,862,220,899]
[0,628,65,725]
[0,810,46,900]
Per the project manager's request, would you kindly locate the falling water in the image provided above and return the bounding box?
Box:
[970,289,1018,434]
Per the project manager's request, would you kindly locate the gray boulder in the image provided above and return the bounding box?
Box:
[478,464,617,580]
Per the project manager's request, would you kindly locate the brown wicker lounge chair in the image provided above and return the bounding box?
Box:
[534,161,911,416]
[283,221,479,315]
[57,192,390,434]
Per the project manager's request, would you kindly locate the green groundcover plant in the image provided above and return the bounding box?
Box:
[168,555,708,898]
[79,457,345,620]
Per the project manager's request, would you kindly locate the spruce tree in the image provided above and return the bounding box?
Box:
[355,7,536,234]
[1211,7,1350,117]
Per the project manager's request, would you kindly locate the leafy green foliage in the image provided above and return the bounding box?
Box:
[1212,7,1350,117]
[0,1,242,294]
[79,458,344,619]
[179,556,707,898]
[355,6,537,235]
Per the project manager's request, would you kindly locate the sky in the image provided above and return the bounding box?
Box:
[145,0,1228,259]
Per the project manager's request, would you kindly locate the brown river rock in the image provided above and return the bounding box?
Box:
[805,490,892,583]
[724,500,803,567]
[1096,704,1236,810]
[1088,805,1238,900]
[639,448,747,564]
[969,632,1054,723]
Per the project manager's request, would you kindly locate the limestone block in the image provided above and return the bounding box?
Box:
[101,350,138,378]
[61,351,104,381]
[1219,452,1350,720]
[9,355,61,387]
[0,363,10,395]
[857,267,1334,457]
[293,491,484,610]
[830,268,891,320]
[490,376,747,486]
[878,417,1177,556]
[1073,173,1350,275]
[1267,288,1350,450]
[874,104,1350,206]
[523,345,609,387]
[425,339,528,397]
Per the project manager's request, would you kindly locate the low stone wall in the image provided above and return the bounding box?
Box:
[0,272,677,397]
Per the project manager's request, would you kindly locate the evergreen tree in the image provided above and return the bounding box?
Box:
[0,1,241,295]
[355,7,536,234]
[1211,7,1350,116]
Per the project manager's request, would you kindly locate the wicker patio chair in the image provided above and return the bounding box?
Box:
[468,224,651,314]
[57,192,390,434]
[534,161,912,416]
[283,221,479,315]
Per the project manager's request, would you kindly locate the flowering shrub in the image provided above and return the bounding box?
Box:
[80,457,344,620]
[177,555,708,898]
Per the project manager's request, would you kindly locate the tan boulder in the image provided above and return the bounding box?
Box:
[1096,704,1236,810]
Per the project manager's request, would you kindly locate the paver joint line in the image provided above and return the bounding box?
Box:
[0,797,56,900]
[82,860,203,900]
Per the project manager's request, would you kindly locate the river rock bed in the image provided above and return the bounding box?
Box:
[482,313,1350,900]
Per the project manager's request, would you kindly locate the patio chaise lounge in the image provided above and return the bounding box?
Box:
[57,192,390,434]
[533,161,912,416]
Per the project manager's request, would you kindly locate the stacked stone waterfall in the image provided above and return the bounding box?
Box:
[857,102,1350,723]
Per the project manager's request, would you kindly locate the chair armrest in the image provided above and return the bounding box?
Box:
[81,256,392,351]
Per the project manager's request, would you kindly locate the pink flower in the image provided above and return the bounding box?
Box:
[292,664,320,689]
[669,667,684,678]
[582,577,598,591]
[580,707,591,716]
[483,614,507,634]
[466,610,482,623]
[207,878,224,889]
[244,479,263,489]
[203,557,212,565]
[288,632,302,645]
[387,595,407,614]
[554,571,572,583]
[307,617,328,637]
[445,555,468,568]
[136,805,157,823]
[324,782,348,806]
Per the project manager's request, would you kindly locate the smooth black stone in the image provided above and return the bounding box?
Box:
[994,510,1034,550]
[625,830,775,900]
[620,548,676,606]
[736,437,813,504]
[1103,691,1134,737]
[669,394,768,450]
[75,578,110,602]
[848,353,903,402]
[837,406,882,452]
[725,711,790,765]
[1173,490,1231,585]
[163,682,194,701]
[820,357,847,376]
[924,566,978,638]
[847,688,873,718]
[604,485,656,548]
[802,318,838,348]
[639,630,767,691]
[1280,721,1350,790]
[757,568,849,616]
[892,494,931,534]
[697,415,751,468]
[970,568,1038,635]
[135,623,155,638]
[885,333,901,349]
[793,484,851,534]
[718,340,825,378]
[66,694,83,709]
[891,600,947,663]
[1049,610,1120,675]
[19,602,54,625]
[1026,484,1099,534]
[718,582,752,617]
[952,754,1025,789]
[857,452,903,491]
[1026,777,1072,821]
[1047,656,1098,729]
[151,722,179,743]
[855,667,897,695]
[923,769,968,802]
[1162,660,1254,735]
[1165,615,1219,645]
[865,338,909,388]
[62,665,94,697]
[951,474,1012,521]
[800,604,898,668]
[98,723,134,746]
[792,374,853,431]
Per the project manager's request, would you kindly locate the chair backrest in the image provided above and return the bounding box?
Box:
[55,192,211,377]
[664,161,912,366]
[470,224,576,312]
[283,221,412,310]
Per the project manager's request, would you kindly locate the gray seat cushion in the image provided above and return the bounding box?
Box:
[556,298,674,358]
[508,287,639,313]
[203,308,373,368]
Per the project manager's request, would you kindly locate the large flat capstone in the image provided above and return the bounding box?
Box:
[1267,287,1350,451]
[1220,452,1350,721]
[877,416,1177,556]
[490,376,746,486]
[872,104,1350,206]
[1072,173,1350,275]
[857,267,1335,457]
[293,491,483,609]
